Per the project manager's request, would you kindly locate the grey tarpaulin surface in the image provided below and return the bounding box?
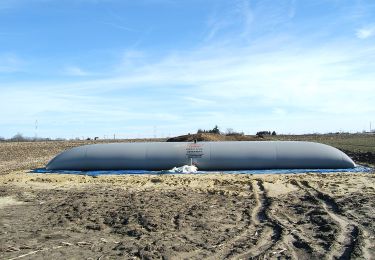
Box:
[46,141,356,171]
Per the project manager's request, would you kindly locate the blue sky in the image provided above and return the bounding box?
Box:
[1,0,375,139]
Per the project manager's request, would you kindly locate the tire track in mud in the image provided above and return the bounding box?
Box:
[172,193,256,260]
[206,183,257,260]
[232,179,284,259]
[297,180,370,259]
[207,180,282,259]
[257,192,304,258]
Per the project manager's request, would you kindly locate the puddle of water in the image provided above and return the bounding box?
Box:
[32,165,372,176]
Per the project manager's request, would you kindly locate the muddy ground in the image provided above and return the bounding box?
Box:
[0,141,374,259]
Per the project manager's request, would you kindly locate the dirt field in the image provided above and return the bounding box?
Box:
[0,139,374,259]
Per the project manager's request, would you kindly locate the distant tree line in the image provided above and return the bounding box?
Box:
[197,126,244,136]
[256,131,277,137]
[195,126,279,137]
[224,128,244,136]
[0,133,127,142]
[0,133,67,142]
[197,125,221,134]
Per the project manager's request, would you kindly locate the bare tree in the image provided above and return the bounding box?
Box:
[10,133,26,142]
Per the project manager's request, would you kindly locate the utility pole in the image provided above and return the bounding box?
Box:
[35,120,38,140]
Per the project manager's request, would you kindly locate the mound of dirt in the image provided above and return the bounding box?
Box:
[343,150,375,166]
[166,133,261,142]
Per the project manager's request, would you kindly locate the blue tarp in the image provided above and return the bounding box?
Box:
[33,165,372,176]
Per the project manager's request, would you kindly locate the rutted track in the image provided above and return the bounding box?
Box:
[207,182,263,259]
[236,180,284,259]
[298,180,372,260]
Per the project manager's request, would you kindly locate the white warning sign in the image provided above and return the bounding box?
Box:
[186,143,204,158]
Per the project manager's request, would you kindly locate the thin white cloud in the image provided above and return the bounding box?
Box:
[356,26,375,39]
[4,39,374,122]
[101,22,135,32]
[0,53,24,72]
[273,108,287,117]
[184,97,215,106]
[239,0,256,35]
[63,66,91,76]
